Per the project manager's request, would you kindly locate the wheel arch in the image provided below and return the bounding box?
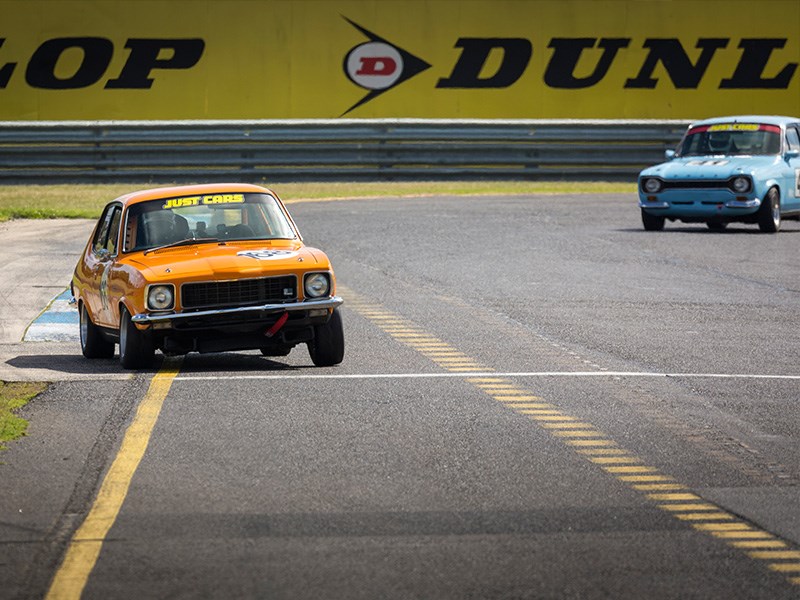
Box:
[761,180,782,204]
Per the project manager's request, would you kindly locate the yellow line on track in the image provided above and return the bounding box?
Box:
[341,286,800,588]
[45,358,183,600]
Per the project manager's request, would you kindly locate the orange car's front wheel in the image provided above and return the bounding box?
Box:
[119,306,155,369]
[307,308,344,367]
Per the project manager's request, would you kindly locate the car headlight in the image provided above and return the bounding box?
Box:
[304,273,330,298]
[642,177,663,194]
[730,176,752,193]
[147,284,175,310]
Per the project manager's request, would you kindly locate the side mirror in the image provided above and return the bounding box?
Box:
[785,150,800,159]
[664,149,676,160]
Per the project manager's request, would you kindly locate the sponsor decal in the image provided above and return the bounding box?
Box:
[709,123,760,131]
[1,2,797,119]
[0,37,204,89]
[340,20,798,115]
[342,17,431,115]
[237,249,299,260]
[162,194,245,210]
[689,123,782,135]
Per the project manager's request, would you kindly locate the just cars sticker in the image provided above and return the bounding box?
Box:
[708,123,760,131]
[162,194,245,209]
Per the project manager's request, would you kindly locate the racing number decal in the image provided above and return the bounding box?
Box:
[237,250,299,260]
[99,268,111,312]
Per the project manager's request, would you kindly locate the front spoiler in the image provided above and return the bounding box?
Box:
[131,296,344,325]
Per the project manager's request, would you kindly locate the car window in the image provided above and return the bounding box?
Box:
[677,123,781,156]
[105,207,122,255]
[786,127,800,152]
[124,193,297,252]
[92,204,121,256]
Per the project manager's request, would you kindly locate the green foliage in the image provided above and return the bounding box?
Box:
[0,182,636,221]
[0,382,47,451]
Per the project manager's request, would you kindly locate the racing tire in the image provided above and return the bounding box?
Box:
[641,209,665,231]
[119,306,155,369]
[80,303,115,359]
[757,187,781,233]
[307,308,344,367]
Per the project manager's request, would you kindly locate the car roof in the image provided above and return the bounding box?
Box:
[689,115,799,128]
[112,183,277,207]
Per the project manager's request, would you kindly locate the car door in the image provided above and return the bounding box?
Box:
[84,203,122,328]
[784,125,800,213]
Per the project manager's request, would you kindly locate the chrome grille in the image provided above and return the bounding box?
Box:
[181,275,297,310]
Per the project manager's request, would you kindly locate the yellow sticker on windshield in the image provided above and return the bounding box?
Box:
[708,124,760,131]
[162,194,245,209]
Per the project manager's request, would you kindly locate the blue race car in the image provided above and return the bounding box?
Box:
[638,115,800,232]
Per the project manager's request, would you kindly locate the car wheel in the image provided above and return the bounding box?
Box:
[80,303,114,359]
[307,308,344,367]
[707,221,727,231]
[119,306,155,369]
[641,209,665,231]
[757,187,781,233]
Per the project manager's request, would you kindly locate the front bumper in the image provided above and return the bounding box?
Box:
[131,295,344,325]
[638,191,761,218]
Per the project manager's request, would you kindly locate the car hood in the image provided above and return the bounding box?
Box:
[127,241,328,282]
[641,155,780,179]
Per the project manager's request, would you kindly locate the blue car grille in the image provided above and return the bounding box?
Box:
[661,181,731,189]
[640,177,751,194]
[181,275,297,310]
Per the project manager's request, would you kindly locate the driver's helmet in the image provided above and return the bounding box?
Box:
[708,130,731,151]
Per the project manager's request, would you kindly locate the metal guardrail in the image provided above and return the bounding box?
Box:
[0,119,690,184]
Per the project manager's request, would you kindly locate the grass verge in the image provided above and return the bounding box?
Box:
[0,181,636,222]
[0,381,47,452]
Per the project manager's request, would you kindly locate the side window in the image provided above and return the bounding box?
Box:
[786,127,800,152]
[105,207,122,255]
[92,204,121,255]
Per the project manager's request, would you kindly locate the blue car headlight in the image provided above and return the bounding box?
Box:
[729,176,752,193]
[641,177,663,194]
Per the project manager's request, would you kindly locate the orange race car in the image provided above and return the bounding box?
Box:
[71,183,344,369]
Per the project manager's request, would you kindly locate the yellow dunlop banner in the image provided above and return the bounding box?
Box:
[1,0,798,120]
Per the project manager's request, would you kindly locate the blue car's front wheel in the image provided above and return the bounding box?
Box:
[641,208,665,231]
[757,187,781,233]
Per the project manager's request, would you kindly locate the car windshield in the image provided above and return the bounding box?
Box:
[123,192,297,252]
[677,123,781,157]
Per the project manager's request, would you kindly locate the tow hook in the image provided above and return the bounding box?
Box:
[265,312,289,338]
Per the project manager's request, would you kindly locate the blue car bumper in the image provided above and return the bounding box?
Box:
[639,190,761,220]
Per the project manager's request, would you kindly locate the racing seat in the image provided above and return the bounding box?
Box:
[173,214,191,240]
[143,212,181,246]
[227,224,254,238]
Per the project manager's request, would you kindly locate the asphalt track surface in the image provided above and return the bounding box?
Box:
[2,193,800,599]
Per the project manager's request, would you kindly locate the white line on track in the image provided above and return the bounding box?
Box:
[173,371,800,381]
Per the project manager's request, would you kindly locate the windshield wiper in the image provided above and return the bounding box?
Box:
[144,237,218,255]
